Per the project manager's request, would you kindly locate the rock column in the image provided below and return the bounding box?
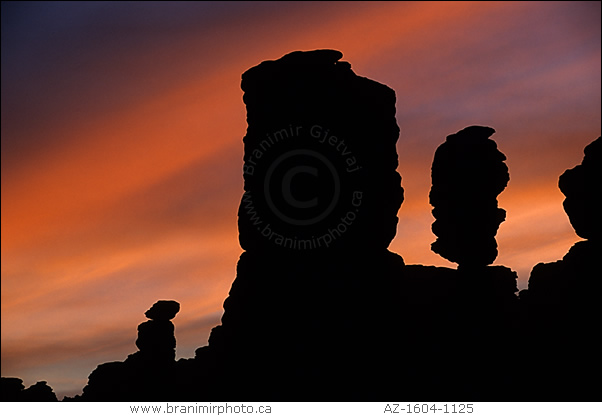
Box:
[429,126,509,268]
[209,49,405,401]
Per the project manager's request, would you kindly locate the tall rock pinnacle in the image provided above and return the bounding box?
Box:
[238,49,404,253]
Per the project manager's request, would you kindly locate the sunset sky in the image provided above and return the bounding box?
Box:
[1,1,600,398]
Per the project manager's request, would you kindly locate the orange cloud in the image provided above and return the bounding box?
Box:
[2,1,599,398]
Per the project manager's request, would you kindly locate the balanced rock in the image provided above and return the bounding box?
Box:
[136,300,179,361]
[81,301,182,401]
[145,300,180,321]
[429,126,509,267]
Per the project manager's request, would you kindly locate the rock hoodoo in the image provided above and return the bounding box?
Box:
[238,49,404,253]
[429,125,509,267]
[21,51,597,403]
[136,300,180,362]
[211,49,406,400]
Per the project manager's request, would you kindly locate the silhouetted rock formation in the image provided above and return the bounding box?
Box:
[527,137,601,303]
[22,381,58,402]
[238,49,403,253]
[21,51,597,403]
[79,300,180,401]
[400,128,518,400]
[429,126,509,267]
[558,136,601,241]
[49,50,407,402]
[522,137,601,401]
[136,300,179,362]
[1,377,25,402]
[0,377,58,402]
[528,239,601,303]
[209,49,406,401]
[401,265,519,401]
[209,250,405,401]
[0,378,23,401]
[145,300,180,320]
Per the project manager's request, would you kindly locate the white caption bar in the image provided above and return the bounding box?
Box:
[0,401,601,415]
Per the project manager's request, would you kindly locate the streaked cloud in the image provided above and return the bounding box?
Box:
[1,1,599,397]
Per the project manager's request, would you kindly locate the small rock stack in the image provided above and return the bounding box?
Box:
[429,126,509,268]
[80,300,180,401]
[136,300,180,362]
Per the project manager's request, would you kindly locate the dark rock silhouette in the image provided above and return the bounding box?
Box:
[558,136,601,241]
[78,300,180,401]
[0,377,58,402]
[136,300,179,362]
[401,264,519,401]
[21,381,58,402]
[522,137,602,401]
[0,377,24,402]
[145,300,180,321]
[399,128,518,400]
[526,136,601,304]
[429,126,509,268]
[208,49,406,401]
[10,50,597,403]
[57,49,409,401]
[238,49,403,253]
[208,250,405,401]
